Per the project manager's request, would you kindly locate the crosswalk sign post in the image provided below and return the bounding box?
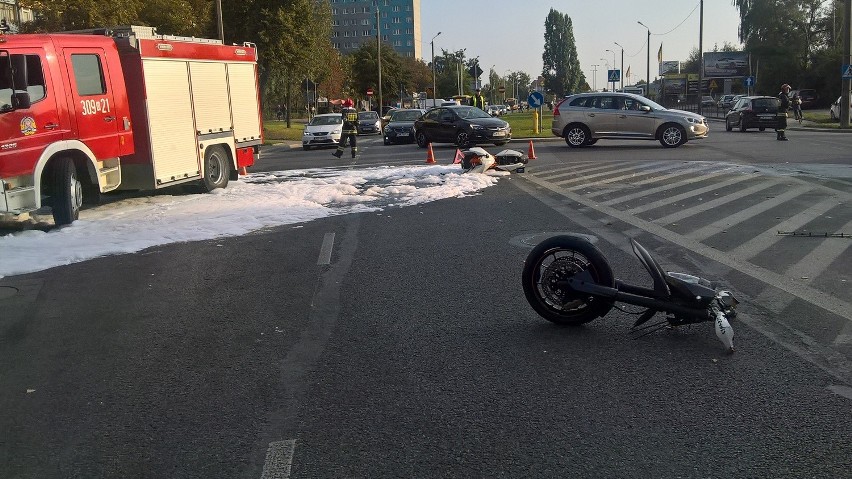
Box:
[842,65,852,128]
[608,69,620,92]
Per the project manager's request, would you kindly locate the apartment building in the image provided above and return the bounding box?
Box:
[329,0,421,59]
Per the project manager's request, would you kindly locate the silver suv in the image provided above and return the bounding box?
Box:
[552,92,708,148]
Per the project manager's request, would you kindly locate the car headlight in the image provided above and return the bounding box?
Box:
[471,124,486,130]
[333,128,342,134]
[303,131,311,136]
[685,117,701,124]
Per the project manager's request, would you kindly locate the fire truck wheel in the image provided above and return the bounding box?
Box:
[202,145,230,191]
[51,157,82,226]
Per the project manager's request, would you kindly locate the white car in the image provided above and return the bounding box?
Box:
[830,95,851,121]
[302,113,343,150]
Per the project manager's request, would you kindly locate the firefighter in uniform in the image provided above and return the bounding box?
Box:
[334,98,359,158]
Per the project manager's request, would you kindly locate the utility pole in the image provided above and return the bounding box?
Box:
[376,6,383,114]
[216,0,224,42]
[698,0,704,115]
[842,0,851,128]
[591,64,599,91]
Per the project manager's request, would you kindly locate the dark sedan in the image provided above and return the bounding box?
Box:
[383,108,426,145]
[725,96,780,132]
[413,105,511,148]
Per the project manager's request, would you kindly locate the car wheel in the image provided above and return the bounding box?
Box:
[725,119,732,132]
[416,131,428,148]
[658,124,686,148]
[739,121,747,132]
[51,156,82,226]
[564,124,590,148]
[202,145,230,191]
[455,131,470,147]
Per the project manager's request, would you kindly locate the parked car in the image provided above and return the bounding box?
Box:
[486,104,501,116]
[382,108,426,145]
[717,94,738,110]
[830,95,851,121]
[790,89,818,109]
[302,113,343,150]
[413,105,511,148]
[551,92,708,148]
[724,96,779,132]
[357,110,381,135]
[701,95,716,107]
[380,107,397,128]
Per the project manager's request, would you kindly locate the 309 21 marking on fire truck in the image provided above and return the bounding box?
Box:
[80,98,111,115]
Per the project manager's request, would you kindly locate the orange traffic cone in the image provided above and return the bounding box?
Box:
[527,140,537,160]
[452,148,464,164]
[425,143,436,164]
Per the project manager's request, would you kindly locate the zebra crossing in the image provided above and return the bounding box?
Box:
[520,158,851,365]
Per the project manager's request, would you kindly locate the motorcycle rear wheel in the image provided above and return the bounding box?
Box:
[522,235,615,325]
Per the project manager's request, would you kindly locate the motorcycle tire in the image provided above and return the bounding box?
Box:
[522,235,615,325]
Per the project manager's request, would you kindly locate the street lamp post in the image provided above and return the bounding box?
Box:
[591,64,599,91]
[605,49,617,91]
[431,31,441,101]
[638,21,651,96]
[614,42,624,91]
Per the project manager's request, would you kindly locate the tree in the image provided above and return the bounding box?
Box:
[224,0,333,126]
[399,57,433,98]
[541,9,585,96]
[351,41,404,106]
[19,0,212,36]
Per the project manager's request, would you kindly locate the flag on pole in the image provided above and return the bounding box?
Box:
[657,43,663,63]
[626,65,631,79]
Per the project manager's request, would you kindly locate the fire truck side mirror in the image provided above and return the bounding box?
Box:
[11,91,30,109]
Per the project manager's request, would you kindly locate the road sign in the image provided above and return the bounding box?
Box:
[608,69,621,82]
[498,86,506,94]
[366,88,374,96]
[842,64,852,80]
[744,76,755,87]
[528,91,544,108]
[709,79,718,90]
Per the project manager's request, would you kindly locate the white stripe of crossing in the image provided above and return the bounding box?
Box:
[535,162,623,181]
[261,440,296,479]
[652,179,782,225]
[600,170,730,206]
[555,161,671,187]
[686,185,812,241]
[565,162,699,192]
[625,175,755,214]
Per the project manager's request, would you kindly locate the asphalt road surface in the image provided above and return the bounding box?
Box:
[2,126,851,478]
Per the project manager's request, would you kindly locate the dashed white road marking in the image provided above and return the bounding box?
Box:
[261,439,297,479]
[317,232,335,265]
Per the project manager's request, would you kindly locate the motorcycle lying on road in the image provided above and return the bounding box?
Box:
[521,235,738,352]
[457,147,528,174]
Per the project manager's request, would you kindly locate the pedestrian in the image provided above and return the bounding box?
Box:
[471,88,485,109]
[792,93,803,123]
[275,104,284,121]
[776,83,791,141]
[333,98,359,158]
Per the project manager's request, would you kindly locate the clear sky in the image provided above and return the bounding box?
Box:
[420,0,743,90]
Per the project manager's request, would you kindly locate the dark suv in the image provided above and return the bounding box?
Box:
[724,96,779,132]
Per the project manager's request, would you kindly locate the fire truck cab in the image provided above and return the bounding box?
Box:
[0,25,262,225]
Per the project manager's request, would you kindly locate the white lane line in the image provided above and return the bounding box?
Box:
[529,161,598,178]
[261,439,297,479]
[686,185,812,241]
[585,164,718,199]
[317,232,335,265]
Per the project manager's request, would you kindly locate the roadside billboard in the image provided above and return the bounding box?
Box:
[659,60,680,75]
[704,51,749,78]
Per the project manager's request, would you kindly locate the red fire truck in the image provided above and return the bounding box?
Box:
[0,25,262,226]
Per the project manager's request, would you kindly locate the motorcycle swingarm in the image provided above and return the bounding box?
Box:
[558,276,710,321]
